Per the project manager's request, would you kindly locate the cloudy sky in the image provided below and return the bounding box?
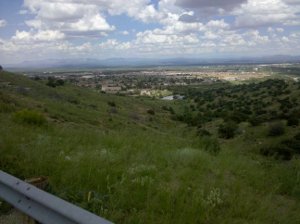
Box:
[0,0,300,64]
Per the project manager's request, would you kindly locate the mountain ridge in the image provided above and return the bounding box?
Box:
[4,55,300,69]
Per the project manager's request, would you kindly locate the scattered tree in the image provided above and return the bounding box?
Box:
[218,121,238,139]
[268,122,285,137]
[46,77,65,87]
[147,109,155,115]
[107,101,116,107]
[260,144,292,160]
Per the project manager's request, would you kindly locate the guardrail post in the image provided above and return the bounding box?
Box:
[21,176,48,224]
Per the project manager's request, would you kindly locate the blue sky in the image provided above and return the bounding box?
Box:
[0,0,300,65]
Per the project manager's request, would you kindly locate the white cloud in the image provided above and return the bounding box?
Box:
[203,31,219,40]
[22,0,163,31]
[206,19,230,29]
[223,33,246,46]
[233,0,300,27]
[0,20,7,28]
[99,39,132,50]
[276,28,284,33]
[121,31,129,35]
[244,30,269,45]
[19,10,28,15]
[12,30,65,42]
[23,0,116,35]
[282,36,289,42]
[25,20,42,29]
[67,14,114,32]
[105,0,163,22]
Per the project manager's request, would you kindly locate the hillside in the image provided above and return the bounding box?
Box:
[1,71,300,223]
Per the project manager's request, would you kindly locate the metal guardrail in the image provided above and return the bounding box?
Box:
[0,170,113,224]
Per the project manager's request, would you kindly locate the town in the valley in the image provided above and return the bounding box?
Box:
[22,63,299,98]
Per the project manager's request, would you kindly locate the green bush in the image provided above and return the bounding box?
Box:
[197,128,211,137]
[281,138,300,154]
[168,106,175,114]
[260,144,292,160]
[218,121,238,139]
[107,101,116,107]
[46,77,65,87]
[13,109,47,126]
[227,111,249,123]
[147,109,155,115]
[294,132,300,141]
[268,122,285,137]
[56,79,65,86]
[248,116,263,126]
[200,137,221,155]
[161,105,168,111]
[287,117,299,126]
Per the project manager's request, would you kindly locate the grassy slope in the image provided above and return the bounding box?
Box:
[0,71,300,223]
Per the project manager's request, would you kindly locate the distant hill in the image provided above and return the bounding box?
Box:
[4,55,300,70]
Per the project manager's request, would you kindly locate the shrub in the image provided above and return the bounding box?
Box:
[200,137,221,155]
[46,77,57,87]
[56,79,65,86]
[218,121,238,139]
[46,77,65,87]
[168,107,175,114]
[67,98,80,105]
[13,109,47,126]
[32,76,41,81]
[107,101,116,107]
[197,128,211,137]
[147,109,155,115]
[227,111,248,123]
[260,145,292,160]
[287,117,299,126]
[162,106,175,114]
[294,132,300,141]
[268,122,285,136]
[248,116,262,126]
[161,105,168,111]
[281,139,300,154]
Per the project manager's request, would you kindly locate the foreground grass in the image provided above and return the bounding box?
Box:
[0,71,300,223]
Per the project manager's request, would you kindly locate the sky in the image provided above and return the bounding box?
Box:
[0,0,300,65]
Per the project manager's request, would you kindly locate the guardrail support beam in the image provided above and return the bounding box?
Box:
[0,171,113,224]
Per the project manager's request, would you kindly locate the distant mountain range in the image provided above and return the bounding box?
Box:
[4,55,300,69]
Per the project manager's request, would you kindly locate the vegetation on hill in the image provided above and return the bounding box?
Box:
[173,79,300,160]
[1,71,300,223]
[174,79,300,126]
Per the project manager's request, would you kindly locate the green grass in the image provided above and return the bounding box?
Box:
[1,71,300,223]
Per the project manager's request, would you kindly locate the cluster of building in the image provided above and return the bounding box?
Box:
[25,68,270,96]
